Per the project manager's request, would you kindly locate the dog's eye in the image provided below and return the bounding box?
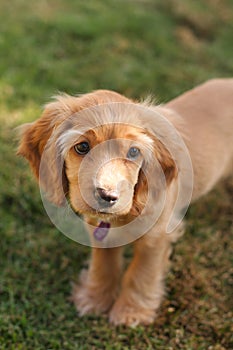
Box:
[127,147,140,159]
[74,142,90,155]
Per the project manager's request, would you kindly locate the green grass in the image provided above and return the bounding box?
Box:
[0,0,232,349]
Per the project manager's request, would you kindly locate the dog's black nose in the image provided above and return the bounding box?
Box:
[96,187,119,206]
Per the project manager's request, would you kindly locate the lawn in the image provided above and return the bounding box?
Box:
[0,0,232,349]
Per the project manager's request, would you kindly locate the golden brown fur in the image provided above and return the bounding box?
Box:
[18,79,233,326]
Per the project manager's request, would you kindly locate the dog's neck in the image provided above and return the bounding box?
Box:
[84,213,137,242]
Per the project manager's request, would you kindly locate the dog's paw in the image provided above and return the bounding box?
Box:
[71,269,116,316]
[109,297,156,326]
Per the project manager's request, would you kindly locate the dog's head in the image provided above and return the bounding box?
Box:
[18,90,177,222]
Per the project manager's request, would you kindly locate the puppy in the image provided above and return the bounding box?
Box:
[18,79,233,326]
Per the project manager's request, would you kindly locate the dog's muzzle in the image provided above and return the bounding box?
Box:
[94,187,119,208]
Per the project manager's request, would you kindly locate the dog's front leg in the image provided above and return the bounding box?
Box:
[109,234,171,326]
[72,247,123,316]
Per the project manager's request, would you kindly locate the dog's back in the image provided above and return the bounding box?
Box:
[166,79,233,200]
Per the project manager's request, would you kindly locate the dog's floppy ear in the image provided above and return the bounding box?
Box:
[17,100,69,206]
[137,104,179,189]
[131,169,148,216]
[153,137,178,185]
[131,135,178,216]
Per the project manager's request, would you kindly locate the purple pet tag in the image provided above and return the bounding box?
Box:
[93,221,111,241]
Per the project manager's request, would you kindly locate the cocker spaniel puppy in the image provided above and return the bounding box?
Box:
[18,79,233,326]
